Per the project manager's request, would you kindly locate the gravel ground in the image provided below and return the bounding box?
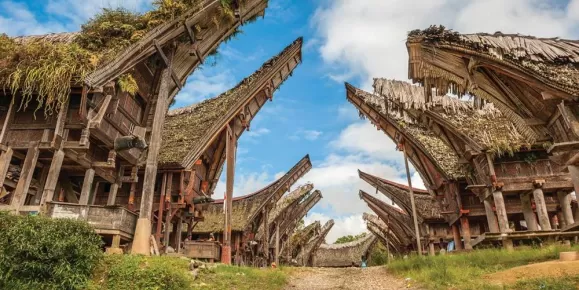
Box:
[284,266,418,290]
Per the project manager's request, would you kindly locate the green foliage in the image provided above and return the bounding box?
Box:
[89,255,194,290]
[368,241,389,266]
[193,264,288,290]
[511,275,579,290]
[388,245,579,290]
[0,213,103,290]
[335,232,367,244]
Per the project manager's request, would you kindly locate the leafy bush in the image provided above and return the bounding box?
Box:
[89,255,194,290]
[0,213,103,289]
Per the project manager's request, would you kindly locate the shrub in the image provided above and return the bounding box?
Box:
[89,255,194,290]
[0,213,103,289]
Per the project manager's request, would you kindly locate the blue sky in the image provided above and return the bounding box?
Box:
[2,0,579,242]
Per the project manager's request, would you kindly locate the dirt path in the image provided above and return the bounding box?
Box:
[284,266,416,290]
[485,260,579,286]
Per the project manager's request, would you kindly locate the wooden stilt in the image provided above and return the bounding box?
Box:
[483,197,500,233]
[155,173,167,245]
[221,125,236,264]
[452,224,463,250]
[521,192,539,231]
[0,147,13,190]
[502,239,514,251]
[429,242,436,256]
[263,207,269,263]
[557,191,575,226]
[164,203,172,248]
[40,149,65,209]
[275,222,280,265]
[112,234,121,248]
[174,217,183,253]
[568,165,579,196]
[533,183,552,230]
[492,189,510,233]
[79,168,95,205]
[460,217,472,250]
[107,166,125,205]
[12,142,39,211]
[403,142,422,255]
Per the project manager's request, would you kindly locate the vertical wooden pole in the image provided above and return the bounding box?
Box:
[0,147,13,189]
[12,142,39,211]
[164,203,172,248]
[79,168,95,205]
[174,217,183,253]
[568,165,579,197]
[275,222,280,265]
[112,234,121,248]
[107,166,125,205]
[0,97,14,144]
[131,69,170,255]
[164,173,173,247]
[222,125,236,264]
[263,207,270,263]
[483,198,500,232]
[403,143,421,255]
[533,184,552,230]
[460,217,472,250]
[557,191,575,226]
[155,173,167,245]
[452,224,463,250]
[492,189,510,233]
[520,192,538,231]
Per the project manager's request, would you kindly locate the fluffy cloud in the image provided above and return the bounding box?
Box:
[289,129,323,141]
[174,70,236,107]
[313,0,579,84]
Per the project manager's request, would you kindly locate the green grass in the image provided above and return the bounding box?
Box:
[89,255,289,290]
[193,265,289,290]
[511,275,579,290]
[387,245,579,290]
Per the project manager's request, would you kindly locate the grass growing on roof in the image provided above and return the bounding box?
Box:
[388,245,579,290]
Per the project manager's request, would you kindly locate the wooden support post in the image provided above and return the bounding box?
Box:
[155,173,167,245]
[0,147,13,189]
[275,222,280,265]
[0,97,14,144]
[557,191,575,226]
[39,149,65,209]
[164,203,172,248]
[11,142,39,211]
[263,207,269,263]
[520,192,539,231]
[533,183,552,230]
[483,197,500,233]
[112,234,121,248]
[502,239,514,251]
[492,189,510,233]
[131,69,171,256]
[460,217,472,250]
[568,165,579,196]
[221,125,236,264]
[33,164,50,205]
[78,168,95,205]
[107,166,124,205]
[403,143,422,255]
[429,242,436,256]
[174,217,183,253]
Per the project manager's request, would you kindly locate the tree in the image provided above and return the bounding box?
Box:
[334,232,367,244]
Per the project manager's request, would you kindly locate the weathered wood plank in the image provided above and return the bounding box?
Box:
[11,142,40,210]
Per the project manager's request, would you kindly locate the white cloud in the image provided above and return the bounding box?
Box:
[246,127,271,138]
[330,121,402,163]
[0,1,65,36]
[289,129,323,141]
[214,169,275,199]
[175,70,236,106]
[303,212,367,244]
[313,0,579,84]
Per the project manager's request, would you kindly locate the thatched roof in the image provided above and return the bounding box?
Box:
[192,155,311,234]
[346,83,463,179]
[278,189,322,238]
[2,0,270,113]
[407,26,579,95]
[160,37,303,167]
[364,213,404,253]
[359,190,415,243]
[373,78,533,155]
[312,233,376,267]
[359,170,443,221]
[295,219,334,266]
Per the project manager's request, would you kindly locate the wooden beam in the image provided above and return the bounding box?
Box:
[153,40,182,89]
[107,166,125,205]
[221,124,236,264]
[39,149,65,208]
[79,168,95,205]
[0,147,13,189]
[0,97,14,144]
[11,142,39,211]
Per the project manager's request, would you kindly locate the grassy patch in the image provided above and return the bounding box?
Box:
[192,265,289,290]
[510,275,579,290]
[388,245,579,290]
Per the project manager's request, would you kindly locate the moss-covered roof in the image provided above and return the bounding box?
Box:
[359,190,415,243]
[347,83,463,179]
[363,213,404,253]
[312,233,376,267]
[407,25,579,95]
[373,78,533,155]
[160,37,303,166]
[295,220,334,266]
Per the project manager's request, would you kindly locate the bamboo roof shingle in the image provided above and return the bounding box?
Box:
[312,233,376,267]
[160,37,303,167]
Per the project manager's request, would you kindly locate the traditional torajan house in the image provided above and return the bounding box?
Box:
[406,26,579,236]
[359,170,450,254]
[282,220,320,264]
[152,38,303,257]
[373,78,578,248]
[0,0,271,255]
[312,233,377,267]
[363,213,404,254]
[190,156,312,266]
[294,219,334,266]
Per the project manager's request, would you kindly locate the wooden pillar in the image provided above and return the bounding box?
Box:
[520,192,539,231]
[0,147,13,189]
[262,207,270,263]
[428,242,436,256]
[403,143,422,255]
[107,166,125,205]
[0,97,14,144]
[112,234,121,248]
[221,125,236,264]
[492,189,510,233]
[502,239,514,251]
[78,168,95,205]
[483,197,500,233]
[11,142,39,211]
[131,69,170,255]
[557,191,575,226]
[275,222,280,265]
[164,203,172,248]
[568,165,579,197]
[40,149,65,208]
[533,183,552,230]
[452,224,463,250]
[174,217,183,253]
[155,173,167,245]
[460,217,472,250]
